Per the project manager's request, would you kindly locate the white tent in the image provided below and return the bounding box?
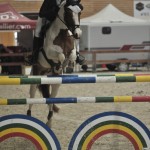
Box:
[79,4,150,50]
[81,4,148,25]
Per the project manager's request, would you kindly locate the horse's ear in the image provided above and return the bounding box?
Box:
[78,3,83,10]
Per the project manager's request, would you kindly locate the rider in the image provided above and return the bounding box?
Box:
[30,0,85,65]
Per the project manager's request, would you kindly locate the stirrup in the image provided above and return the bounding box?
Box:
[25,56,33,65]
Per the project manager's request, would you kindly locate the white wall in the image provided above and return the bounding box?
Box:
[80,24,150,50]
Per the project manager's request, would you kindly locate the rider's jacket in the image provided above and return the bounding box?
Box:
[39,0,60,22]
[39,0,81,21]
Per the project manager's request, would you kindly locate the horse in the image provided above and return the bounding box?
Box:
[27,0,83,128]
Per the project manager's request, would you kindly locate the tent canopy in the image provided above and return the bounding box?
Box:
[81,4,148,25]
[0,3,36,30]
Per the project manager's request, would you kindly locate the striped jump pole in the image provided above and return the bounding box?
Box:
[0,75,150,85]
[0,73,150,78]
[0,96,150,105]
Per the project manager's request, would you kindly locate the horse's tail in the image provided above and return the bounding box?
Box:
[38,84,59,113]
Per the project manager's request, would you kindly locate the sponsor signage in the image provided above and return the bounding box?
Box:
[0,11,18,20]
[0,3,36,30]
[134,0,150,19]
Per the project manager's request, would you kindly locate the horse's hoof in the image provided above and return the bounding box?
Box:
[53,104,60,113]
[27,110,31,116]
[66,67,73,73]
[46,120,52,128]
[47,111,53,120]
[81,64,88,72]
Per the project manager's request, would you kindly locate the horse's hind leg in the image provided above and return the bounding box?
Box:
[38,84,53,127]
[66,60,75,73]
[50,84,61,112]
[47,84,60,127]
[27,84,37,116]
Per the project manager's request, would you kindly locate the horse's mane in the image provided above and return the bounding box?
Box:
[57,0,66,18]
[59,0,67,9]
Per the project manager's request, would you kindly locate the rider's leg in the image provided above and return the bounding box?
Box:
[30,17,45,64]
[75,39,85,65]
[31,36,44,64]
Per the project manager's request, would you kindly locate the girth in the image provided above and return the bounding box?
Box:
[40,48,61,73]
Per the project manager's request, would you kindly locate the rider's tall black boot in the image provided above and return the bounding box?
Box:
[30,36,44,65]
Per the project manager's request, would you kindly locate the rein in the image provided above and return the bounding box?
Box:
[57,14,66,27]
[57,14,80,36]
[57,15,71,32]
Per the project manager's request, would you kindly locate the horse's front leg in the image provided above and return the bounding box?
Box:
[53,53,65,74]
[66,47,77,73]
[46,84,61,128]
[27,84,37,116]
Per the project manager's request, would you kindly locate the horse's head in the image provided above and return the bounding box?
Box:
[58,0,83,39]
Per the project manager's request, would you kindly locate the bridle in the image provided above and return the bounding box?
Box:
[57,14,80,36]
[57,5,82,38]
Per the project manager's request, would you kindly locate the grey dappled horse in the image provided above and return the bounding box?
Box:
[27,0,83,127]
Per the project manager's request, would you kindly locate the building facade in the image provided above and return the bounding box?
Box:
[0,0,134,18]
[0,0,134,46]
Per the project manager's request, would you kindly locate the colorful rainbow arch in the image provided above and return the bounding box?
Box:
[0,114,61,150]
[68,111,150,150]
